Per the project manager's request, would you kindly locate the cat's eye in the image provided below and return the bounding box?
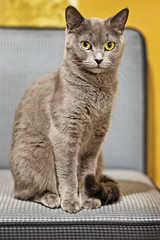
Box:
[81,41,92,50]
[104,42,115,51]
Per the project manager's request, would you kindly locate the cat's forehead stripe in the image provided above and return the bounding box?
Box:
[85,18,109,45]
[83,19,120,44]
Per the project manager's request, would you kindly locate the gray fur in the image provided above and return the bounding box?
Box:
[10,6,129,213]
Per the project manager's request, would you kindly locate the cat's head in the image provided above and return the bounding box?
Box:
[65,6,129,73]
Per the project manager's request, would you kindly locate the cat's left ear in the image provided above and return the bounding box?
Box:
[65,6,84,31]
[109,8,129,34]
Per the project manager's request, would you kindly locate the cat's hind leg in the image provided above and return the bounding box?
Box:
[33,191,60,208]
[10,132,60,208]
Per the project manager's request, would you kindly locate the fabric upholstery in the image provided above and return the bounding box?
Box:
[0,169,159,239]
[0,28,146,171]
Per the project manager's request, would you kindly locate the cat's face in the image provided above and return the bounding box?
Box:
[65,7,129,74]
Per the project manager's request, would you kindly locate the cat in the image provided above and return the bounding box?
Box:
[10,6,129,213]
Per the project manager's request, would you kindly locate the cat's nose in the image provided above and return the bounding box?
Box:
[95,59,103,65]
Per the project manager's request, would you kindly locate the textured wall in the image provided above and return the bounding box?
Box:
[0,0,77,27]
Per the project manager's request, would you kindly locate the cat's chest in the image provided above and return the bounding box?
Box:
[79,112,109,157]
[81,85,114,121]
[81,96,111,139]
[78,86,115,150]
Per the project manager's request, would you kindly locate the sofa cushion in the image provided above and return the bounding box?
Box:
[0,169,159,239]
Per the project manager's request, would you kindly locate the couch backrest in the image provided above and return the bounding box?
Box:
[0,28,147,171]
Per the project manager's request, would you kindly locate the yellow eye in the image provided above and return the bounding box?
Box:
[104,42,115,51]
[81,41,91,50]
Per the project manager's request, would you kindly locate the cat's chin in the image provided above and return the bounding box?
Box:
[87,67,104,74]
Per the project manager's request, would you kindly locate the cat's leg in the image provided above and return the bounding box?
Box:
[33,191,60,208]
[78,149,102,210]
[96,150,104,176]
[50,132,81,213]
[10,132,60,208]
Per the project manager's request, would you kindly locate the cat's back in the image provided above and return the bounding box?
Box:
[13,72,59,137]
[20,72,58,106]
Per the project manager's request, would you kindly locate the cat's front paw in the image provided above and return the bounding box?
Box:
[61,198,81,213]
[82,198,101,210]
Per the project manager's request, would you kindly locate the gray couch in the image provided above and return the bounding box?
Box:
[0,27,160,239]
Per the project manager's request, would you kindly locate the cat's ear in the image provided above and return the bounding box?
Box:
[65,6,84,31]
[109,8,129,34]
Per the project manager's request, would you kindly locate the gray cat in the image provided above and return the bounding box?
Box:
[10,6,129,213]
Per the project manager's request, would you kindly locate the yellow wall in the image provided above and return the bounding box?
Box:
[0,0,78,27]
[79,0,160,187]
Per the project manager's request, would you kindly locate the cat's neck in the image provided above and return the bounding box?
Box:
[59,58,118,90]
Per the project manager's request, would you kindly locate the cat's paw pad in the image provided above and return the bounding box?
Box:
[82,198,101,210]
[34,193,60,208]
[61,198,81,213]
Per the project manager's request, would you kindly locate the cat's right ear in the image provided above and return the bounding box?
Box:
[65,6,84,32]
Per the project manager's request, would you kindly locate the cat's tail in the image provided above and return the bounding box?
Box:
[84,174,120,205]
